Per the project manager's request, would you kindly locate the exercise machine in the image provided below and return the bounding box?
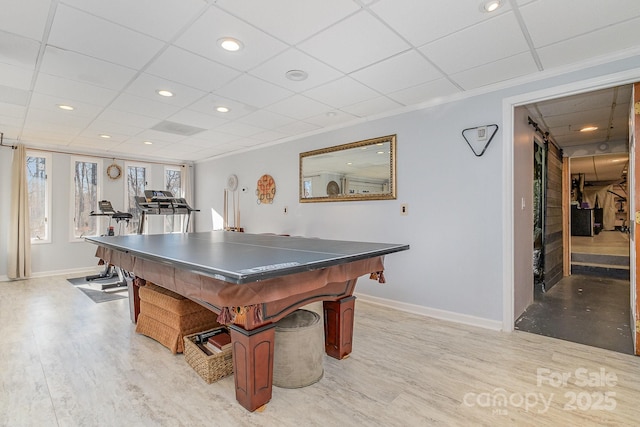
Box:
[134,190,199,234]
[85,201,133,290]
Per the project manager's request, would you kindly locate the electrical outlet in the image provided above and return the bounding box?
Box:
[401,204,408,216]
[477,126,487,141]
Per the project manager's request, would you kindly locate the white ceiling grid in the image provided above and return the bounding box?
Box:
[0,0,639,162]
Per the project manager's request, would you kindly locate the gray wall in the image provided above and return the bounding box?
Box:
[195,55,640,328]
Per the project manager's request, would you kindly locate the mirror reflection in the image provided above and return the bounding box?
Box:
[299,135,396,202]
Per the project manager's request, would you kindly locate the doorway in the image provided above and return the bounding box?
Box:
[513,84,635,354]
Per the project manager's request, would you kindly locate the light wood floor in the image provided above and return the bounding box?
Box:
[571,230,630,257]
[2,273,639,426]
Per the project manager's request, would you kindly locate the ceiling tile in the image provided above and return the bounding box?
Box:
[215,74,293,108]
[215,121,264,138]
[0,31,41,68]
[350,50,443,94]
[0,63,34,90]
[249,129,290,143]
[145,46,240,92]
[237,109,296,129]
[536,17,640,70]
[110,93,181,119]
[544,107,612,129]
[191,130,241,146]
[266,95,331,120]
[113,139,172,155]
[34,73,118,106]
[124,73,207,108]
[249,48,343,92]
[61,0,207,41]
[303,77,380,108]
[450,52,539,90]
[0,0,51,40]
[303,110,359,128]
[0,102,26,119]
[68,136,125,151]
[96,109,159,129]
[39,47,137,91]
[340,96,402,118]
[298,11,410,74]
[167,109,228,130]
[188,94,256,120]
[28,92,104,118]
[371,0,509,46]
[152,143,205,159]
[0,85,30,107]
[521,0,640,48]
[24,107,93,132]
[419,11,529,75]
[20,131,75,146]
[135,128,188,144]
[275,120,321,135]
[174,7,288,72]
[48,4,164,69]
[536,88,614,116]
[178,136,222,149]
[80,124,141,143]
[216,0,359,45]
[387,78,461,106]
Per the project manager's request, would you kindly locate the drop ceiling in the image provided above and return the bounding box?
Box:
[526,85,632,182]
[1,0,640,163]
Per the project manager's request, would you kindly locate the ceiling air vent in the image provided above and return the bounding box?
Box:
[150,120,206,136]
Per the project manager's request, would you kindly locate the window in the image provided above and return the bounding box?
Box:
[164,166,183,233]
[125,162,149,234]
[26,152,51,243]
[71,157,101,240]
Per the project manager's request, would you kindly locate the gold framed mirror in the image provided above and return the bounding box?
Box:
[299,134,396,202]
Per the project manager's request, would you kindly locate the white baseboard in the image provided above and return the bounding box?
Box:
[0,266,101,282]
[355,292,503,331]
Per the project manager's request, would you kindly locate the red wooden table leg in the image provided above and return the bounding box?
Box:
[128,276,143,323]
[229,323,276,412]
[323,295,356,359]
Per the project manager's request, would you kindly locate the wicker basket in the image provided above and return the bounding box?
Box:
[183,329,234,384]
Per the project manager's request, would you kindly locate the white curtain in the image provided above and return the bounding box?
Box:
[183,164,195,232]
[8,144,31,279]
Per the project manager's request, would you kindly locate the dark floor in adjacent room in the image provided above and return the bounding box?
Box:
[515,274,633,355]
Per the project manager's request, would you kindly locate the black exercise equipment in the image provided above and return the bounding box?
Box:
[85,201,133,289]
[134,190,199,234]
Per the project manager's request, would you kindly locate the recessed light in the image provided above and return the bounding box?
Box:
[157,90,174,97]
[482,0,502,12]
[58,104,74,111]
[216,106,230,113]
[580,126,598,132]
[377,151,385,154]
[99,134,111,139]
[218,37,243,52]
[346,162,353,165]
[143,141,153,145]
[285,70,308,81]
[326,111,337,117]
